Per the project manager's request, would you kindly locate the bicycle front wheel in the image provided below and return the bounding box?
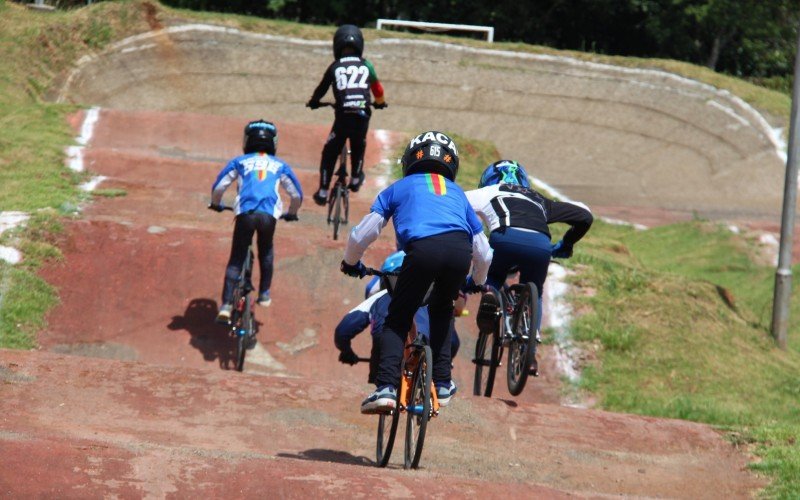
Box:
[473,332,491,396]
[376,403,399,467]
[474,287,503,397]
[506,283,539,396]
[404,345,432,469]
[343,190,350,225]
[332,186,343,240]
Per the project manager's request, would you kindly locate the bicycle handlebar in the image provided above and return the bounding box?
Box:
[311,101,382,109]
[363,267,400,277]
[209,203,298,222]
[208,204,233,212]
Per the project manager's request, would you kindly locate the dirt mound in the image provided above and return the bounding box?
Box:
[59,24,786,221]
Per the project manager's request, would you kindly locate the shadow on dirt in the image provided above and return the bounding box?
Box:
[168,297,256,370]
[277,449,374,467]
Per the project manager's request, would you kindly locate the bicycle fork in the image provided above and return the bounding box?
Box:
[398,364,440,418]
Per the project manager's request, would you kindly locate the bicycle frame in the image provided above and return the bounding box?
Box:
[397,326,441,417]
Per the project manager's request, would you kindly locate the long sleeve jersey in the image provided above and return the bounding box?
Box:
[211,152,303,218]
[343,173,493,284]
[465,184,593,246]
[310,56,385,115]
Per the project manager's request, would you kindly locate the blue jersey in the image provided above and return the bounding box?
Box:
[212,152,303,218]
[334,290,459,358]
[371,173,483,250]
[334,291,430,351]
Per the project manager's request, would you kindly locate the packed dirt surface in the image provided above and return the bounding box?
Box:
[1,16,777,497]
[2,348,761,498]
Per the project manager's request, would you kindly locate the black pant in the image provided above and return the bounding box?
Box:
[318,113,370,190]
[222,212,276,304]
[376,231,473,388]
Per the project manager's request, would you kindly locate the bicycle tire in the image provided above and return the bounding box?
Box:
[376,402,399,467]
[473,332,491,396]
[474,287,503,397]
[235,333,246,372]
[404,345,432,470]
[343,189,349,225]
[487,321,503,397]
[326,186,336,224]
[506,283,538,396]
[332,186,343,240]
[235,296,254,372]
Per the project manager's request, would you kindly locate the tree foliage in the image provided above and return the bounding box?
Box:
[129,0,800,81]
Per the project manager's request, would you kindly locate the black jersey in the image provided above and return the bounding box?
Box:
[466,184,593,245]
[310,56,379,115]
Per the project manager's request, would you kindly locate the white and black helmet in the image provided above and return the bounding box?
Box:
[243,119,277,155]
[333,24,364,59]
[400,130,459,181]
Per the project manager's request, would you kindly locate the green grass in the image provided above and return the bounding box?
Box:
[565,219,800,495]
[0,1,153,348]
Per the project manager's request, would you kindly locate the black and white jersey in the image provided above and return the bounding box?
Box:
[311,56,377,114]
[465,184,593,245]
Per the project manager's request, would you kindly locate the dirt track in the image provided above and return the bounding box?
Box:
[60,23,788,222]
[0,19,778,497]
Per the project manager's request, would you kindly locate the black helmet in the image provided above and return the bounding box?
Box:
[333,24,364,59]
[400,131,459,181]
[243,119,277,155]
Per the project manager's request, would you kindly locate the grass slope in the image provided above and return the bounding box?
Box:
[568,220,800,497]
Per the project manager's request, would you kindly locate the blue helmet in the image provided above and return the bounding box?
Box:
[364,251,406,298]
[381,251,405,273]
[478,160,530,188]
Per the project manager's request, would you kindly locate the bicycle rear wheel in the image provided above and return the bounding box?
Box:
[376,402,399,467]
[332,186,343,240]
[506,283,539,396]
[404,345,432,469]
[326,186,335,224]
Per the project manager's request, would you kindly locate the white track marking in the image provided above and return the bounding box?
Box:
[80,175,107,192]
[544,263,583,386]
[372,129,394,189]
[0,247,22,265]
[0,212,30,265]
[0,212,30,236]
[77,106,100,145]
[66,146,84,172]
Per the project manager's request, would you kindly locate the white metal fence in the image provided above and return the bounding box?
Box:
[376,19,494,43]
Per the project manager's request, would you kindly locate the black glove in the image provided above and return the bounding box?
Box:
[461,276,484,295]
[340,260,367,278]
[551,240,574,259]
[338,349,359,366]
[306,99,321,110]
[373,101,388,109]
[208,203,225,213]
[280,213,299,222]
